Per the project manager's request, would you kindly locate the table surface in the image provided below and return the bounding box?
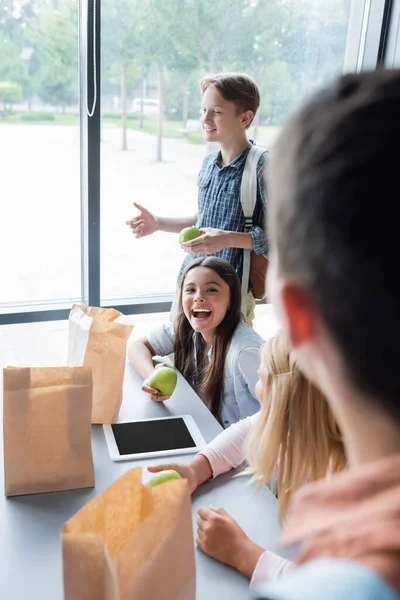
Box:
[0,323,280,599]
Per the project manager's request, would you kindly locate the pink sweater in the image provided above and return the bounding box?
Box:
[199,414,294,587]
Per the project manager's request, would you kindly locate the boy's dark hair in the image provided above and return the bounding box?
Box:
[200,72,260,127]
[174,257,241,425]
[270,68,400,420]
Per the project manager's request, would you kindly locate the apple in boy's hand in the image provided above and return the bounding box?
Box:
[147,469,182,487]
[144,366,178,396]
[179,226,202,244]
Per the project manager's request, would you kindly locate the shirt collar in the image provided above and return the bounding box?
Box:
[212,140,255,169]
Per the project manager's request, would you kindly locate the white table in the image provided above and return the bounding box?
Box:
[0,324,280,599]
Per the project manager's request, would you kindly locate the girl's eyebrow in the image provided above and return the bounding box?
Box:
[185,281,221,287]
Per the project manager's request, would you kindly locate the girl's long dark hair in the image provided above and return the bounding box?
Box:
[174,257,241,424]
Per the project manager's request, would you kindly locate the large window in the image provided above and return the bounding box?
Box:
[100,0,353,304]
[0,0,80,312]
[1,0,394,323]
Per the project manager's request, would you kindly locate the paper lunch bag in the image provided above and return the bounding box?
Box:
[67,305,133,424]
[3,366,94,497]
[62,467,196,600]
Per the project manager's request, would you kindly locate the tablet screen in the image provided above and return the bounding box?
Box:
[111,418,197,456]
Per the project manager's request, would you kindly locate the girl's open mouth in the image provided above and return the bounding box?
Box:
[192,309,211,320]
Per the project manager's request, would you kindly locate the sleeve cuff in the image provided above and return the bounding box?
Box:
[250,551,295,589]
[198,448,222,479]
[250,227,268,255]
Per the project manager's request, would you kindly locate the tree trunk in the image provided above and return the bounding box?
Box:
[156,60,164,162]
[209,40,217,72]
[121,65,127,151]
[182,75,189,135]
[139,76,145,130]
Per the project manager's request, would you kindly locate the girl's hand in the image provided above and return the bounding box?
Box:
[141,383,171,402]
[196,506,264,578]
[148,454,212,494]
[141,363,171,401]
[180,228,229,254]
[147,463,199,494]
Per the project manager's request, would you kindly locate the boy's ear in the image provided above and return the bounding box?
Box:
[241,110,254,128]
[280,283,316,348]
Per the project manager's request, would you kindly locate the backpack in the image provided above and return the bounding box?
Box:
[240,145,269,314]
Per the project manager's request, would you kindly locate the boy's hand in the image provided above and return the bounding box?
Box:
[196,506,264,578]
[181,228,229,254]
[126,202,158,238]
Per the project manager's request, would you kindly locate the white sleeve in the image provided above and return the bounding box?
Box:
[250,550,295,588]
[146,323,175,357]
[199,414,258,478]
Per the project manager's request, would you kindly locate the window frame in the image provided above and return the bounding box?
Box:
[383,0,400,66]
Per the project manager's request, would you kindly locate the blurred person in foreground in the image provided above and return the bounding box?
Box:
[255,69,400,600]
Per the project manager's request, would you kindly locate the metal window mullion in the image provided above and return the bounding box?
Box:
[361,0,389,69]
[377,0,395,64]
[343,0,370,73]
[343,0,389,73]
[383,0,400,66]
[81,0,101,308]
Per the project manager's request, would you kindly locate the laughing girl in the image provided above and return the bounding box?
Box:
[127,257,264,426]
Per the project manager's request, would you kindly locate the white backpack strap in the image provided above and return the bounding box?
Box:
[240,145,266,317]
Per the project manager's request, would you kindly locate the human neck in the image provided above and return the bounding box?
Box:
[305,334,400,467]
[219,136,251,167]
[201,330,215,346]
[328,384,400,467]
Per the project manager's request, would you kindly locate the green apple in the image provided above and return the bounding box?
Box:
[179,226,201,244]
[144,366,178,395]
[148,469,182,487]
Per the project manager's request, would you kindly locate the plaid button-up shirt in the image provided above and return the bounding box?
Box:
[178,143,268,288]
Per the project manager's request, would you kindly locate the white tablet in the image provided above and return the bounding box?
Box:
[103,415,206,462]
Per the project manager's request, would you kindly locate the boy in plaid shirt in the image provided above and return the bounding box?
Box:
[127,73,268,325]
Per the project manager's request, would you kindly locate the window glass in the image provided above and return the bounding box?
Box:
[100,0,353,304]
[0,0,80,308]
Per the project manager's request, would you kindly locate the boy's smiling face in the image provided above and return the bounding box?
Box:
[201,85,253,145]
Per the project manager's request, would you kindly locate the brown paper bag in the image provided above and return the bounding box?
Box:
[3,366,94,497]
[62,467,196,600]
[67,305,133,424]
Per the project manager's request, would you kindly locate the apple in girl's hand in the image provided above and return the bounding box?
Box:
[179,226,201,244]
[147,469,182,487]
[144,366,178,395]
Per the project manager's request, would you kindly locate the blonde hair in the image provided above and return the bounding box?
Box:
[246,332,346,523]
